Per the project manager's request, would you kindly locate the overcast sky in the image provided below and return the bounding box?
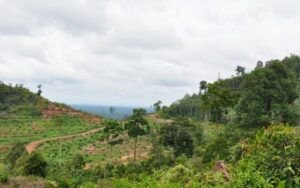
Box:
[0,0,300,106]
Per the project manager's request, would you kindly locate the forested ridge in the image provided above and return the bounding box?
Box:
[162,55,300,127]
[0,55,299,188]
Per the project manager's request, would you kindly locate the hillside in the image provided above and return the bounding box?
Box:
[0,55,300,188]
[0,82,101,123]
[0,83,153,187]
[162,55,300,124]
[0,82,103,167]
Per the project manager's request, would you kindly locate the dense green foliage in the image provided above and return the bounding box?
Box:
[159,121,194,157]
[1,55,300,187]
[125,108,149,163]
[24,152,47,177]
[103,119,124,147]
[201,80,237,123]
[236,61,298,127]
[230,125,300,187]
[165,94,203,118]
[162,55,300,127]
[0,82,48,116]
[5,143,26,169]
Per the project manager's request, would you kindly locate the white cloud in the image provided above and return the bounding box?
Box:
[0,0,300,106]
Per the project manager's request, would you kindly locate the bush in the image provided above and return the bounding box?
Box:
[231,125,300,187]
[0,174,9,183]
[5,143,26,168]
[69,154,85,169]
[161,164,192,184]
[203,137,230,164]
[24,152,47,177]
[56,180,70,188]
[230,165,270,188]
[186,171,227,187]
[79,182,97,188]
[159,125,194,157]
[145,144,175,170]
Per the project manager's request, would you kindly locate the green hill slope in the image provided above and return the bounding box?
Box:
[0,82,48,117]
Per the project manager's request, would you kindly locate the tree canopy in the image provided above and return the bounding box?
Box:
[161,55,300,127]
[235,60,298,127]
[125,108,149,162]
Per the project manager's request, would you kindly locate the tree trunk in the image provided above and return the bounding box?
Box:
[133,136,137,163]
[215,111,219,139]
[216,123,219,139]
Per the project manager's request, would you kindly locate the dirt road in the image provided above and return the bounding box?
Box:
[146,113,173,124]
[25,127,103,154]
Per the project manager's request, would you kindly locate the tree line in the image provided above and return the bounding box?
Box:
[158,55,300,128]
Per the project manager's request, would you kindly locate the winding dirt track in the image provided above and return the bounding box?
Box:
[25,127,103,154]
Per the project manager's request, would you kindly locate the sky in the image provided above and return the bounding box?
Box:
[0,0,300,106]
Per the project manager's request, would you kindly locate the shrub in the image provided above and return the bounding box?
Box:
[231,125,300,187]
[24,152,47,177]
[230,165,270,188]
[145,144,175,170]
[79,182,97,188]
[186,171,227,188]
[0,174,9,183]
[203,137,230,164]
[159,125,194,157]
[56,180,70,188]
[161,164,192,184]
[69,154,85,169]
[5,143,26,168]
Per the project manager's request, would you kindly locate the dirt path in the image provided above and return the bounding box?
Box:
[25,127,103,154]
[146,113,173,124]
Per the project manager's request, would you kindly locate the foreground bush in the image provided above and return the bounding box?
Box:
[230,124,300,187]
[79,182,97,188]
[24,152,47,177]
[0,173,9,183]
[69,154,85,169]
[160,164,192,184]
[5,143,26,168]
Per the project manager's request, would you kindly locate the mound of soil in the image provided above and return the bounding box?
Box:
[42,104,101,123]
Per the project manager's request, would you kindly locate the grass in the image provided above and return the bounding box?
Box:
[36,131,152,166]
[0,115,100,162]
[0,114,153,166]
[0,163,5,174]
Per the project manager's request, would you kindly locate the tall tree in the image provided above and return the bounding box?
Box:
[159,124,194,157]
[103,119,123,149]
[37,84,42,96]
[235,60,298,127]
[235,66,246,76]
[109,107,115,114]
[125,108,149,163]
[201,80,234,123]
[174,128,194,157]
[199,80,208,94]
[282,54,300,80]
[256,61,264,69]
[153,100,162,112]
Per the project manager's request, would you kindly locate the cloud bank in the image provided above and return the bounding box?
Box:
[0,0,300,106]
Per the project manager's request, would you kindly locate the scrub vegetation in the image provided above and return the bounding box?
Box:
[1,55,300,187]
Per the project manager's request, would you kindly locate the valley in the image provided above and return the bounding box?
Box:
[0,55,300,188]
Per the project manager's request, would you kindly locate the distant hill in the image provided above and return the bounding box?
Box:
[71,104,154,120]
[0,82,101,123]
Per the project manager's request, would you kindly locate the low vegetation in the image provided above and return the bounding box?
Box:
[1,55,300,187]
